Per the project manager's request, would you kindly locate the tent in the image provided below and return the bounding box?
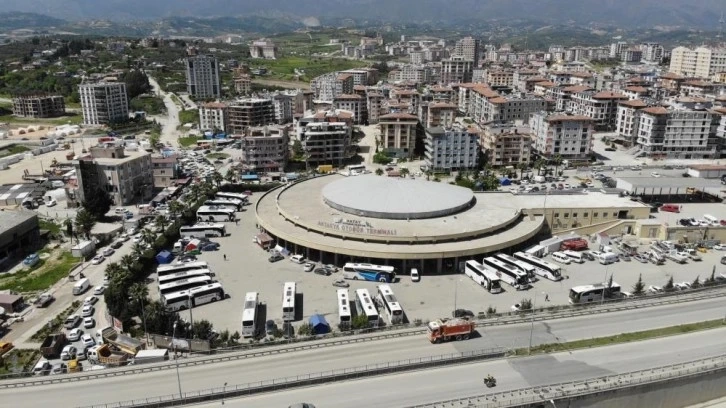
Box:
[155,250,174,264]
[309,314,330,335]
[499,177,511,186]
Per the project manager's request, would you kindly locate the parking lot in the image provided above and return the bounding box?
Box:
[172,194,726,339]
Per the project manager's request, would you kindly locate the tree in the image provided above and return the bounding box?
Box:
[74,208,96,239]
[375,168,384,176]
[211,171,224,188]
[400,167,410,178]
[517,162,528,179]
[104,262,127,283]
[373,151,392,165]
[632,274,646,296]
[292,139,304,159]
[63,218,74,242]
[552,154,563,176]
[691,275,701,289]
[144,300,178,336]
[705,269,716,286]
[533,158,545,176]
[82,188,113,219]
[128,282,149,316]
[122,70,152,100]
[119,254,138,274]
[191,319,214,340]
[224,169,236,183]
[297,323,313,336]
[604,274,614,298]
[168,200,186,220]
[519,298,533,311]
[664,275,675,292]
[141,229,156,246]
[351,314,371,330]
[155,215,168,233]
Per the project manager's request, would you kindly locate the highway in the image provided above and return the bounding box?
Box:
[2,296,725,407]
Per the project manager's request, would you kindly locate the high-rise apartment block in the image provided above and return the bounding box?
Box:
[669,46,726,79]
[530,112,595,160]
[424,124,480,171]
[79,82,129,125]
[185,54,221,98]
[12,95,65,118]
[454,37,480,64]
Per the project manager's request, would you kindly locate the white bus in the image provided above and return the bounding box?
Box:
[483,257,530,290]
[376,284,403,324]
[346,164,366,176]
[216,192,249,203]
[354,288,379,328]
[495,253,538,283]
[569,282,621,304]
[158,276,214,295]
[464,260,503,294]
[179,223,227,238]
[342,263,396,283]
[157,269,214,285]
[282,282,296,322]
[337,289,351,328]
[196,205,235,222]
[241,292,259,338]
[203,199,243,211]
[513,252,563,282]
[164,282,225,311]
[157,261,209,278]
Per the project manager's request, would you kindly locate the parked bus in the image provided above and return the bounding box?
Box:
[157,269,214,285]
[569,283,621,304]
[196,205,235,222]
[376,284,403,324]
[464,260,503,294]
[164,282,225,311]
[342,263,396,283]
[241,292,259,338]
[216,192,249,203]
[156,261,209,278]
[345,164,366,176]
[179,223,227,238]
[337,289,351,328]
[354,288,379,328]
[282,282,296,322]
[513,252,563,282]
[203,199,243,211]
[482,257,530,290]
[495,254,538,283]
[158,276,214,296]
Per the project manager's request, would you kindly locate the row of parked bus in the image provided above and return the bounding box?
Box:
[464,252,563,293]
[156,261,226,311]
[195,192,249,222]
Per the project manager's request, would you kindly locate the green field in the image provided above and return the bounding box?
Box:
[254,56,366,82]
[0,251,80,292]
[0,113,82,126]
[178,136,200,147]
[179,109,199,125]
[0,145,30,158]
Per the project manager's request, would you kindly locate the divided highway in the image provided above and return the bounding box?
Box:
[2,296,725,407]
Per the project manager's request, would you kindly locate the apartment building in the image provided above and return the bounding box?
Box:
[659,72,687,92]
[424,124,480,171]
[74,145,152,205]
[297,111,353,166]
[185,54,221,99]
[713,107,726,157]
[670,46,726,79]
[680,80,718,97]
[379,113,419,158]
[485,70,515,87]
[422,103,457,128]
[12,95,65,118]
[616,99,648,144]
[569,91,628,130]
[441,57,474,84]
[271,94,293,124]
[249,39,278,59]
[310,72,353,102]
[410,51,425,65]
[238,126,289,172]
[641,43,664,63]
[530,112,595,160]
[233,72,251,95]
[621,48,643,63]
[388,65,433,84]
[429,86,456,103]
[390,89,421,114]
[635,106,716,159]
[151,154,180,188]
[367,92,385,124]
[226,99,275,134]
[481,122,533,167]
[339,68,379,86]
[79,82,129,125]
[199,102,228,132]
[453,37,480,63]
[483,95,547,124]
[333,94,366,124]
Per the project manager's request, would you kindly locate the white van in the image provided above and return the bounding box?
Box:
[551,252,571,264]
[598,252,618,265]
[289,254,305,264]
[410,268,420,282]
[563,250,584,263]
[704,214,718,226]
[73,278,90,295]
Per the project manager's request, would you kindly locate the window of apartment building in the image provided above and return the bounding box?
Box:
[583,212,588,218]
[612,212,617,217]
[563,213,569,218]
[593,212,599,217]
[572,213,578,218]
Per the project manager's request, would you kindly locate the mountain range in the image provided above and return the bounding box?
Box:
[1,0,724,28]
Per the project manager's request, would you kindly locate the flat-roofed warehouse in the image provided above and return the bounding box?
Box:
[0,211,40,264]
[255,174,650,274]
[616,176,726,200]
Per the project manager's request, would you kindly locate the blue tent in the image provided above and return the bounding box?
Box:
[309,314,330,335]
[155,250,174,264]
[499,177,511,186]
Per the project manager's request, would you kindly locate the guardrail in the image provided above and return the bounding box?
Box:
[1,284,725,386]
[404,354,726,408]
[77,347,507,408]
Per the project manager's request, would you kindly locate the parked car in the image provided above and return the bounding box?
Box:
[647,285,663,294]
[268,254,284,263]
[303,263,315,272]
[93,286,106,295]
[60,345,77,361]
[102,248,115,257]
[618,253,631,262]
[332,279,349,288]
[290,254,305,264]
[83,296,98,306]
[633,254,648,263]
[23,253,41,267]
[81,334,95,348]
[68,328,83,342]
[452,309,474,318]
[91,255,105,265]
[314,268,331,276]
[83,317,95,329]
[200,242,219,251]
[714,244,726,251]
[82,304,94,317]
[50,363,67,375]
[265,320,277,336]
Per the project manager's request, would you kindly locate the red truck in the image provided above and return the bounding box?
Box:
[427,318,476,343]
[40,333,67,358]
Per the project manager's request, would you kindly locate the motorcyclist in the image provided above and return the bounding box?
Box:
[485,374,496,384]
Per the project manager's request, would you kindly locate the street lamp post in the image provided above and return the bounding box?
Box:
[172,322,183,399]
[528,291,547,354]
[187,294,194,344]
[601,267,610,305]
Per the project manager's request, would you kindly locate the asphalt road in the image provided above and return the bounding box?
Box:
[2,296,725,407]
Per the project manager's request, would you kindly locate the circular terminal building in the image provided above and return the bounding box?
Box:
[255,174,547,273]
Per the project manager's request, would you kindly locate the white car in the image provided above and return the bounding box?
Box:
[714,244,726,251]
[46,199,57,207]
[84,296,98,306]
[303,262,315,272]
[290,254,305,264]
[93,286,106,295]
[102,248,115,257]
[650,172,661,178]
[60,345,77,361]
[132,235,143,244]
[91,255,105,265]
[82,304,94,317]
[83,317,95,329]
[81,334,95,348]
[67,328,83,342]
[647,285,663,294]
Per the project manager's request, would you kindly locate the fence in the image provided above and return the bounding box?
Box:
[76,347,507,408]
[404,355,726,408]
